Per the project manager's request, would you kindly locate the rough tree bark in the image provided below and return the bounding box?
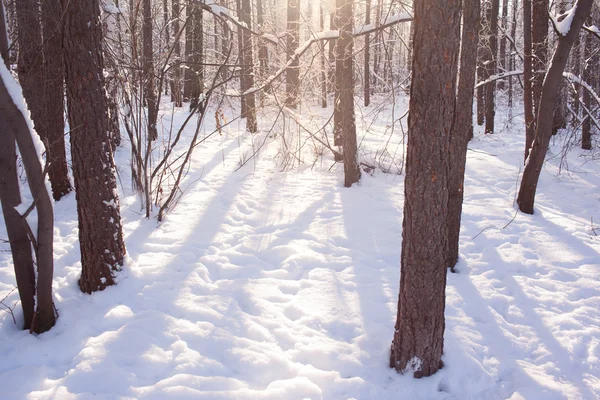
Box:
[517,0,593,214]
[390,0,461,377]
[41,0,72,200]
[17,0,72,200]
[447,0,480,269]
[285,0,300,108]
[62,0,127,293]
[523,0,535,161]
[336,0,360,186]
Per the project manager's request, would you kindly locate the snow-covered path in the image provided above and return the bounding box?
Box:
[1,101,599,399]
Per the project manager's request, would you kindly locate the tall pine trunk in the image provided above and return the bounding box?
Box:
[62,0,127,293]
[390,0,461,377]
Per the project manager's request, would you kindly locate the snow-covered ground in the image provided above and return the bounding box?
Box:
[0,96,599,399]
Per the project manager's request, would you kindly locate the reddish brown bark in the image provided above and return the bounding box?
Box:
[62,0,126,293]
[390,0,461,377]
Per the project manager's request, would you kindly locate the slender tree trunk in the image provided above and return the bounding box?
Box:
[581,15,594,150]
[508,0,518,112]
[447,0,480,269]
[0,19,36,329]
[285,0,300,107]
[320,6,327,108]
[364,0,372,107]
[189,5,204,111]
[336,0,360,186]
[256,0,268,90]
[390,0,461,377]
[172,0,183,107]
[184,1,195,102]
[523,0,535,161]
[62,0,127,293]
[484,0,499,134]
[329,12,336,95]
[41,0,72,200]
[143,0,158,140]
[163,0,170,96]
[517,0,592,214]
[498,0,508,90]
[235,0,246,116]
[531,0,548,116]
[240,0,257,132]
[476,10,485,127]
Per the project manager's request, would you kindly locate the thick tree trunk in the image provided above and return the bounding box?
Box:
[364,0,371,107]
[390,0,460,377]
[62,0,127,293]
[336,0,360,186]
[523,0,535,162]
[240,0,257,132]
[517,0,592,214]
[484,0,499,134]
[285,0,300,108]
[143,0,158,140]
[447,0,480,269]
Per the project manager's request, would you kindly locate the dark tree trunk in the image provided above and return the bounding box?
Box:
[18,0,72,200]
[0,50,57,332]
[0,17,36,328]
[172,0,183,107]
[240,0,258,132]
[517,0,593,214]
[335,0,360,186]
[508,0,518,111]
[364,0,371,107]
[40,0,72,200]
[163,0,170,95]
[447,0,480,269]
[235,0,246,116]
[285,0,300,108]
[188,5,203,111]
[143,0,158,140]
[62,0,127,293]
[484,0,499,134]
[390,0,461,377]
[523,0,535,162]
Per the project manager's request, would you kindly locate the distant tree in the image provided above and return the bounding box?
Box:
[364,0,372,107]
[143,0,158,140]
[286,0,300,108]
[171,0,183,107]
[239,0,258,132]
[484,0,499,134]
[390,0,461,377]
[517,0,593,214]
[62,0,127,293]
[523,0,535,161]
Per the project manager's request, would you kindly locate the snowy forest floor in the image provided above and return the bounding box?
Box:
[1,94,600,399]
